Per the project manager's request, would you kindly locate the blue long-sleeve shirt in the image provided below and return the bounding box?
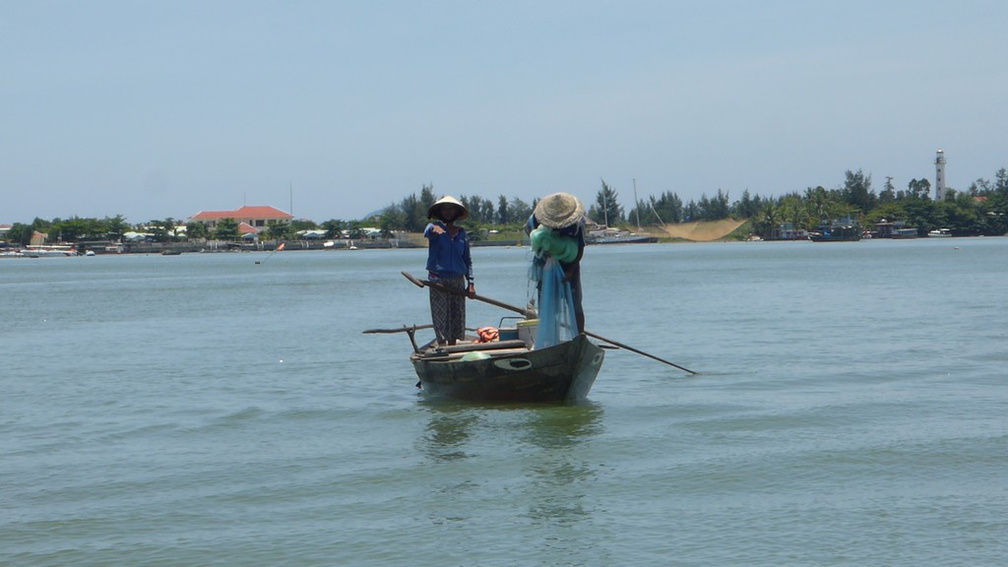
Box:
[424,222,474,281]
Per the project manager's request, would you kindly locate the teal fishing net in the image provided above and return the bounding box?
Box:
[530,251,578,350]
[529,226,578,263]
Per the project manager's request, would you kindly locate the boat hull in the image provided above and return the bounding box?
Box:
[411,335,604,402]
[809,235,861,242]
[588,236,659,245]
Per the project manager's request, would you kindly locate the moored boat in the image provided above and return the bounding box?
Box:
[586,226,658,245]
[809,217,861,242]
[19,246,78,257]
[928,228,952,237]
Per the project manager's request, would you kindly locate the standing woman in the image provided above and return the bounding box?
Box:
[425,196,476,346]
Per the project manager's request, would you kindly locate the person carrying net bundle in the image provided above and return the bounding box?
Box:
[525,193,587,348]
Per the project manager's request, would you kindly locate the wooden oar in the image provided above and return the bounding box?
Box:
[400,271,697,374]
[583,330,696,375]
[401,271,537,317]
[362,324,433,334]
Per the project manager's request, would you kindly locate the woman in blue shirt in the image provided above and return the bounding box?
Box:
[425,196,475,346]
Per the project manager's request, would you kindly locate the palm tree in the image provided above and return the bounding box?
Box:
[759,201,780,240]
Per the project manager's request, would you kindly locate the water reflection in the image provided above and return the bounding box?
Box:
[419,401,481,461]
[417,400,604,461]
[416,400,610,561]
[520,402,604,449]
[520,403,604,532]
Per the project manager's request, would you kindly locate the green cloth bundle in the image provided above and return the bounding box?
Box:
[530,226,578,263]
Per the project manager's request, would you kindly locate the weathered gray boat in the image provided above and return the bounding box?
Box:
[370,272,692,402]
[410,334,605,403]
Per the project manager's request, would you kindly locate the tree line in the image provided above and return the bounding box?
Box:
[3,214,379,246]
[6,166,1007,246]
[744,168,1008,238]
[376,184,535,234]
[378,167,1008,239]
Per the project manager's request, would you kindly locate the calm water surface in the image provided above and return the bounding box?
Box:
[2,238,1006,566]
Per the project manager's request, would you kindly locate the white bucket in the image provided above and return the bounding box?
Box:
[516,319,538,348]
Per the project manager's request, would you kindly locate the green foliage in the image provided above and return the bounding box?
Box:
[39,215,134,243]
[377,184,534,233]
[291,219,317,231]
[381,183,438,232]
[213,218,240,241]
[907,178,931,199]
[458,195,496,224]
[643,191,684,225]
[696,189,731,221]
[731,189,764,220]
[497,195,511,225]
[6,223,34,245]
[508,197,533,224]
[147,218,178,242]
[320,219,347,238]
[263,221,292,240]
[106,215,129,240]
[843,169,876,213]
[7,165,1008,243]
[186,221,209,241]
[588,180,623,226]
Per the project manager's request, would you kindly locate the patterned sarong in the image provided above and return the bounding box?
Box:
[429,275,466,344]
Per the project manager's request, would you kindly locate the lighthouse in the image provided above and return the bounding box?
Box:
[935,149,947,201]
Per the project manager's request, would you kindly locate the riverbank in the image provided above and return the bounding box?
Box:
[0,220,771,257]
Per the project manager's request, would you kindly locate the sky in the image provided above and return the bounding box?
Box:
[2,0,1006,224]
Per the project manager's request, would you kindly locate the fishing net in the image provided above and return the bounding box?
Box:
[529,226,578,262]
[532,232,580,347]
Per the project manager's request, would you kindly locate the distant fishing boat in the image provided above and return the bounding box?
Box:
[587,233,659,245]
[20,246,78,257]
[809,217,861,242]
[586,226,658,245]
[808,230,861,242]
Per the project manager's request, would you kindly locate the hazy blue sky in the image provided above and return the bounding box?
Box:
[3,1,1005,224]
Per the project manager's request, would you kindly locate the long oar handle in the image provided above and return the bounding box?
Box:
[401,271,697,374]
[362,324,434,334]
[584,330,697,375]
[401,271,534,316]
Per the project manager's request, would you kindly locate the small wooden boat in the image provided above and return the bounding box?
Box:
[367,272,695,403]
[411,334,604,402]
[365,322,604,403]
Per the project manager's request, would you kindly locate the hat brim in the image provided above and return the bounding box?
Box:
[427,199,469,221]
[534,194,585,228]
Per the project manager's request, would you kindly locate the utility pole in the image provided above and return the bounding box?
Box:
[633,178,641,231]
[602,189,609,227]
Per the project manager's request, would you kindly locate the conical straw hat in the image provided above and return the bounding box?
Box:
[427,195,469,221]
[534,193,585,229]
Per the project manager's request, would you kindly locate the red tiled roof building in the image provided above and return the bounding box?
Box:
[189,206,293,231]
